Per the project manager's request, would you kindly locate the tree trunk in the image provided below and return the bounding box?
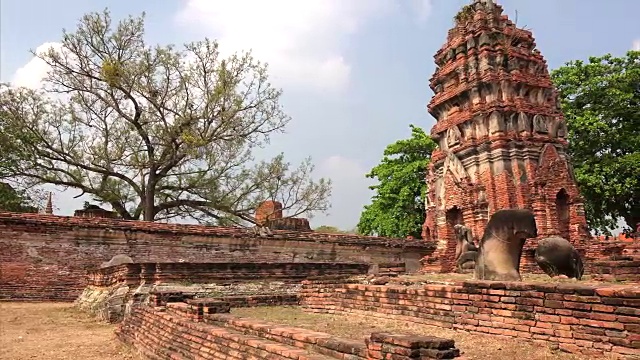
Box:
[143,175,157,221]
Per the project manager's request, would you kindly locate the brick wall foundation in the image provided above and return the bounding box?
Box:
[0,212,432,301]
[300,279,640,358]
[117,303,461,359]
[86,262,371,287]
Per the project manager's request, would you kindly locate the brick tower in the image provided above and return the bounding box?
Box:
[421,0,589,272]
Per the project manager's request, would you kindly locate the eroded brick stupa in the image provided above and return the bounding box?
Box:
[422,0,589,272]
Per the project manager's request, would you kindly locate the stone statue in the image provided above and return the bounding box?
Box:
[474,209,538,281]
[517,112,531,133]
[533,115,548,133]
[447,126,462,147]
[100,254,133,268]
[535,236,584,279]
[454,224,478,272]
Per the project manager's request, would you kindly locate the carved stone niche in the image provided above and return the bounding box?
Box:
[479,32,491,48]
[468,56,479,76]
[505,113,517,133]
[461,121,475,140]
[518,112,532,133]
[475,115,489,138]
[501,80,514,101]
[447,125,463,147]
[470,87,482,105]
[489,111,505,135]
[467,37,476,51]
[556,118,568,138]
[433,83,444,94]
[536,87,546,105]
[533,114,548,134]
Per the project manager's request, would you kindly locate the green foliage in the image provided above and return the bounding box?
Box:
[357,125,437,238]
[314,225,346,234]
[0,9,331,224]
[0,183,38,213]
[551,51,640,234]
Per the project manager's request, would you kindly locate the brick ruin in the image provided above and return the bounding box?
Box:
[2,2,640,360]
[421,0,590,273]
[301,277,640,358]
[0,211,431,301]
[255,200,312,231]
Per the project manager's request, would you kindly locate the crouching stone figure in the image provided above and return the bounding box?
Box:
[475,209,538,281]
[454,224,478,272]
[535,236,584,280]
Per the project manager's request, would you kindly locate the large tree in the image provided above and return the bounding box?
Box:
[357,125,437,238]
[551,51,640,234]
[0,10,331,224]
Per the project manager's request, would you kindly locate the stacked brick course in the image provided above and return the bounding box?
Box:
[117,303,461,359]
[86,262,371,287]
[422,0,589,272]
[256,200,312,231]
[300,279,640,358]
[0,211,431,301]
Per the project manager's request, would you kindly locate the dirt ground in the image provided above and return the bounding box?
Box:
[0,302,141,360]
[232,306,608,360]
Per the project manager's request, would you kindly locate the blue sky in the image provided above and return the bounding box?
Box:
[1,0,638,229]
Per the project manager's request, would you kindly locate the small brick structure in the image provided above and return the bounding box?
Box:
[117,299,461,359]
[421,0,590,273]
[255,200,312,231]
[300,278,640,358]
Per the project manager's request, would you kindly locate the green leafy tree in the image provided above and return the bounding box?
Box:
[551,51,640,234]
[357,125,437,238]
[314,225,345,234]
[0,10,331,224]
[0,183,39,213]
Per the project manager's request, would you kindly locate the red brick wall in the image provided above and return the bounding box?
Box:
[300,279,640,358]
[0,212,432,301]
[86,262,371,287]
[117,303,461,360]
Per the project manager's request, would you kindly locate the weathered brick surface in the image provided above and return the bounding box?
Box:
[421,0,590,273]
[0,212,432,301]
[87,262,371,287]
[118,304,461,359]
[589,258,640,282]
[301,279,640,358]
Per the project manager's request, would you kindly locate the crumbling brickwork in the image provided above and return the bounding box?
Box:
[0,212,432,301]
[256,200,312,231]
[300,279,640,358]
[86,262,370,287]
[421,0,590,273]
[117,301,461,359]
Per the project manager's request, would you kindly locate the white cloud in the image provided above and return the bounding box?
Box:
[175,0,432,93]
[312,155,374,229]
[633,39,640,51]
[11,42,62,89]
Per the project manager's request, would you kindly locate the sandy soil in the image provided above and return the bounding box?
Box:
[0,302,141,360]
[233,306,608,360]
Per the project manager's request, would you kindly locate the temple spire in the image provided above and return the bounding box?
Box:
[44,192,53,215]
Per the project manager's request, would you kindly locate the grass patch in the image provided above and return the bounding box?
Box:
[0,302,141,360]
[232,306,607,360]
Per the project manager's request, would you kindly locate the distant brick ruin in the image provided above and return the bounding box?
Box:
[74,204,120,219]
[255,200,312,231]
[422,0,589,272]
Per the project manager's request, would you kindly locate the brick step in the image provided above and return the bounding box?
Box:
[205,313,368,359]
[118,307,336,360]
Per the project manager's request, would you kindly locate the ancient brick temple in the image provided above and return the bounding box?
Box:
[421,0,589,272]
